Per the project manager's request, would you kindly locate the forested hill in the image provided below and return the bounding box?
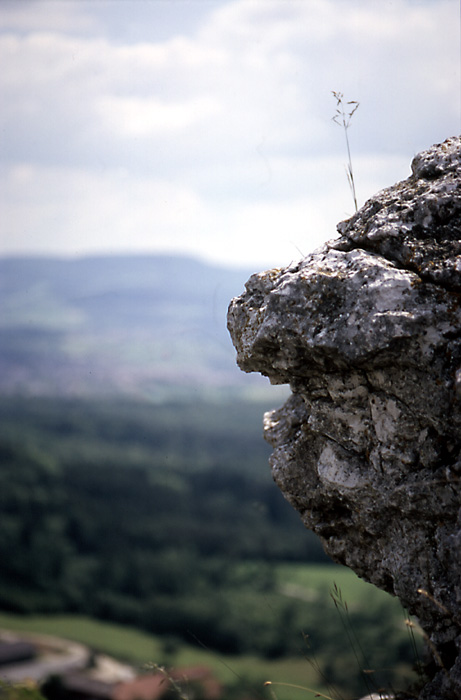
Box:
[0,396,331,658]
[0,254,271,399]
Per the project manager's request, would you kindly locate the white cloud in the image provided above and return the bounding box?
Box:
[0,149,411,269]
[96,95,222,137]
[1,163,207,253]
[0,0,459,268]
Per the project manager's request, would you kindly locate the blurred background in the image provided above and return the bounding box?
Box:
[0,0,456,698]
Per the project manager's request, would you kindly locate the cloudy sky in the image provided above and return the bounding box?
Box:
[0,0,459,269]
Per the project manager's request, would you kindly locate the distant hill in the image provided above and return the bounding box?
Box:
[0,254,276,400]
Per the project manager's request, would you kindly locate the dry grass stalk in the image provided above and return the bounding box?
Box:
[332,91,359,212]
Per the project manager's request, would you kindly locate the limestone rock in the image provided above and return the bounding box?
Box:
[227,136,461,699]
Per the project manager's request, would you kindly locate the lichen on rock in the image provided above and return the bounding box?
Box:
[227,136,461,699]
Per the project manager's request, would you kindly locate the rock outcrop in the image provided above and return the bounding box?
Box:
[228,137,461,699]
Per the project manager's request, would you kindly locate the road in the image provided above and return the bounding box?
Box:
[0,632,90,683]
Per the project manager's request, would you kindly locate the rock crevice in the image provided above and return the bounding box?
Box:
[228,137,461,699]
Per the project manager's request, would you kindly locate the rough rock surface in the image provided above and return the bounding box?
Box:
[228,137,461,699]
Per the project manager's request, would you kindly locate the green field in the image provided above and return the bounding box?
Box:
[0,612,327,700]
[0,397,423,700]
[0,564,418,700]
[276,562,398,608]
[1,563,367,664]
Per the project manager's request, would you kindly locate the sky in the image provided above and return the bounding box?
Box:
[0,0,459,270]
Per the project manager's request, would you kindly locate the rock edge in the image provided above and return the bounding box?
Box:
[228,137,461,700]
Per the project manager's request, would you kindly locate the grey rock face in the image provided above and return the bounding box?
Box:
[228,137,461,699]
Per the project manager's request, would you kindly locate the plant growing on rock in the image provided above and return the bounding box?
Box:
[332,90,359,212]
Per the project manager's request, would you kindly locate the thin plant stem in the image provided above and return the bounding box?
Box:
[403,612,425,689]
[330,583,377,697]
[301,631,345,700]
[332,91,359,212]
